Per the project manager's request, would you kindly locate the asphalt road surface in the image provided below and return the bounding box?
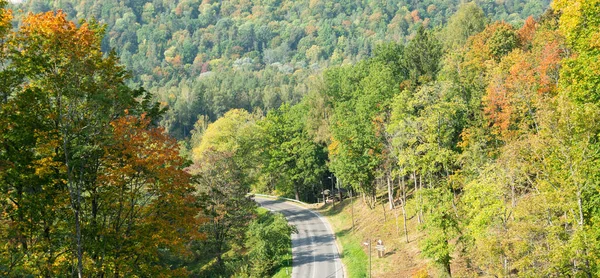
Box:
[254,197,344,278]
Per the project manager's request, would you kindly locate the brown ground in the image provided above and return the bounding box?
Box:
[314,193,471,278]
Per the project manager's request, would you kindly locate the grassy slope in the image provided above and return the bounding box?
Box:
[316,195,466,278]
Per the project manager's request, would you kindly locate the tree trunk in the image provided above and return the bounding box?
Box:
[387,174,394,210]
[393,202,400,237]
[372,187,377,209]
[413,171,421,224]
[577,188,592,277]
[351,189,354,232]
[65,154,83,278]
[400,175,408,243]
[321,181,326,205]
[75,204,83,278]
[419,174,424,223]
[382,202,387,222]
[445,259,452,277]
[338,179,343,202]
[58,91,83,278]
[510,176,516,209]
[577,189,584,226]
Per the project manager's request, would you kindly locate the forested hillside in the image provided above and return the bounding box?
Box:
[4,0,600,277]
[183,0,600,276]
[10,0,550,138]
[0,1,292,276]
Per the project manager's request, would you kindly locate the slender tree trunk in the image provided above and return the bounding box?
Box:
[510,176,516,209]
[338,179,342,203]
[413,171,421,224]
[577,189,584,226]
[58,92,83,278]
[419,174,424,223]
[372,187,377,209]
[393,203,400,237]
[351,189,354,232]
[445,254,452,277]
[382,202,387,222]
[65,149,83,278]
[75,201,83,278]
[387,174,394,210]
[321,181,325,205]
[576,188,592,277]
[374,186,377,204]
[400,176,408,243]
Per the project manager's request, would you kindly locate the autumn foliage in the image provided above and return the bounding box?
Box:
[0,8,202,277]
[483,18,563,138]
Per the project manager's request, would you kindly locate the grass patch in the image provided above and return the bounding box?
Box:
[256,206,270,215]
[319,201,368,278]
[271,252,292,278]
[337,233,368,278]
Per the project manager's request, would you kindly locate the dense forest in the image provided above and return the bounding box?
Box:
[0,1,292,276]
[3,0,600,277]
[10,0,550,138]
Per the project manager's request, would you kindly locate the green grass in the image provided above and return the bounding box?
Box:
[319,201,368,278]
[257,206,270,215]
[271,251,292,278]
[338,234,368,278]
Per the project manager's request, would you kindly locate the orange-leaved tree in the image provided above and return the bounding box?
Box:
[94,114,202,276]
[0,9,193,277]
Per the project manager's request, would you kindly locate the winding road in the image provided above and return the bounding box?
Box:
[254,197,344,278]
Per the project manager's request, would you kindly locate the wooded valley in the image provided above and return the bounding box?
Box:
[2,0,600,277]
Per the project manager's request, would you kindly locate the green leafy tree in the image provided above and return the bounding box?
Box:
[403,26,443,87]
[326,59,399,207]
[420,186,459,276]
[442,1,487,49]
[245,211,297,277]
[189,150,258,274]
[260,103,327,201]
[0,9,195,277]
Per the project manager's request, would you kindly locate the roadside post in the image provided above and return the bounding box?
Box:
[363,239,372,278]
[376,239,385,258]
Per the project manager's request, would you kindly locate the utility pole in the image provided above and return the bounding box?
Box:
[321,180,325,205]
[329,174,335,206]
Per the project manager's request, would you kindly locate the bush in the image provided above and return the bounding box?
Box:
[245,211,297,277]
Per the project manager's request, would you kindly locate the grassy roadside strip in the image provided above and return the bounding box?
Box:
[335,232,368,278]
[317,200,368,278]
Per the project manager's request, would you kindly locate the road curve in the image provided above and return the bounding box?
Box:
[254,197,344,278]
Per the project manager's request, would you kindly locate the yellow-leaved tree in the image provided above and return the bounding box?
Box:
[0,9,201,277]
